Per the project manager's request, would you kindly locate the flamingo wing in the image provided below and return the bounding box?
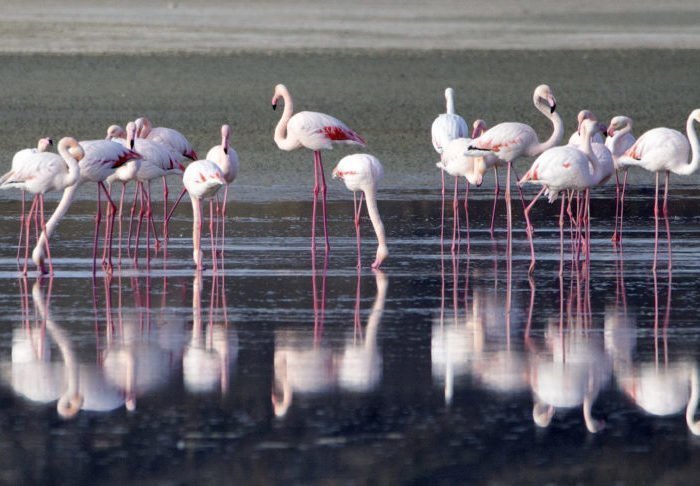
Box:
[148,127,198,160]
[431,113,468,154]
[289,111,365,151]
[80,140,140,182]
[467,122,537,161]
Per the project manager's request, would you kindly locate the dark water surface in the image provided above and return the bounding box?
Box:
[1,51,700,484]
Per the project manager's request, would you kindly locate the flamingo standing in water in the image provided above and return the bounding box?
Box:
[32,136,139,274]
[272,83,366,253]
[180,160,226,271]
[431,88,469,247]
[519,120,605,273]
[1,137,82,275]
[331,153,388,269]
[605,115,637,245]
[467,85,564,241]
[611,109,700,270]
[436,120,490,252]
[134,116,196,240]
[1,137,53,262]
[205,124,240,258]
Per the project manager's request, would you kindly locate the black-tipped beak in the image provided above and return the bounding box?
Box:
[550,103,556,114]
[48,138,54,146]
[224,147,228,155]
[272,103,277,111]
[130,139,135,150]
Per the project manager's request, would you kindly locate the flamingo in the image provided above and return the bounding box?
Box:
[519,119,604,273]
[32,137,139,275]
[611,109,700,270]
[134,116,195,240]
[605,116,636,245]
[431,87,469,247]
[178,160,226,271]
[1,138,83,275]
[1,137,53,262]
[467,84,564,241]
[331,154,388,269]
[205,124,240,258]
[272,83,366,253]
[568,110,605,146]
[436,121,490,252]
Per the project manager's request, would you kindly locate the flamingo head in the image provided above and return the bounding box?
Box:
[61,137,85,161]
[37,137,53,152]
[607,115,632,137]
[221,124,231,153]
[468,156,487,187]
[271,84,287,110]
[371,244,389,269]
[134,116,152,138]
[471,119,487,139]
[106,124,126,140]
[691,108,700,123]
[57,392,84,419]
[580,119,601,141]
[576,110,597,135]
[533,84,557,113]
[125,121,137,150]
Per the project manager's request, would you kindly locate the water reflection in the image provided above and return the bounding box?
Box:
[272,263,388,417]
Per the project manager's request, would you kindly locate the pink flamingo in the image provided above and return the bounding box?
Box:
[181,160,226,271]
[611,109,700,270]
[467,85,564,241]
[519,119,604,273]
[568,110,605,146]
[435,122,488,252]
[272,83,366,253]
[135,116,197,238]
[331,154,388,269]
[205,124,240,258]
[605,116,637,245]
[34,137,139,274]
[1,137,53,262]
[1,137,82,275]
[432,88,469,247]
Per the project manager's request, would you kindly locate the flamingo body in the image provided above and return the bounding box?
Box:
[618,127,691,174]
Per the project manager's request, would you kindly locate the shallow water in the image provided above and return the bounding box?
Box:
[2,190,700,484]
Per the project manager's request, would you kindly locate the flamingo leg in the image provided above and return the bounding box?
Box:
[23,196,38,275]
[102,184,113,267]
[652,171,660,273]
[92,185,103,275]
[134,182,146,265]
[440,169,446,249]
[490,166,499,238]
[612,171,620,245]
[101,181,117,274]
[318,151,330,253]
[559,192,566,277]
[464,179,470,255]
[145,182,152,268]
[505,161,513,249]
[523,186,546,274]
[220,184,229,260]
[162,175,169,244]
[663,170,672,271]
[17,190,25,263]
[619,170,628,247]
[166,188,188,226]
[451,176,460,253]
[127,182,140,258]
[39,195,53,276]
[209,198,218,273]
[117,182,126,265]
[354,191,364,269]
[191,197,203,270]
[311,151,319,252]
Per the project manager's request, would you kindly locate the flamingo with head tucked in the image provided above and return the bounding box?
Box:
[272,83,366,253]
[467,85,564,241]
[1,137,53,263]
[331,153,388,269]
[1,138,82,275]
[611,109,700,270]
[431,87,469,247]
[605,115,637,245]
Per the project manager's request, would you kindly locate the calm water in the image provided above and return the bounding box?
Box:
[2,188,700,484]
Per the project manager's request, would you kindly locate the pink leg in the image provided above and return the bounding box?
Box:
[144,183,152,268]
[505,161,513,247]
[451,176,460,253]
[490,167,499,238]
[559,193,565,277]
[220,184,229,260]
[23,196,38,275]
[619,170,628,247]
[523,186,546,274]
[652,172,660,273]
[127,183,139,258]
[311,151,320,252]
[464,179,470,254]
[663,171,672,271]
[191,198,203,270]
[165,188,188,226]
[318,152,330,253]
[134,182,146,265]
[92,185,103,275]
[209,199,218,273]
[100,181,117,274]
[39,195,53,275]
[102,184,114,266]
[17,191,25,263]
[162,175,169,243]
[440,169,446,249]
[510,164,528,214]
[612,171,620,245]
[117,182,126,264]
[354,192,364,269]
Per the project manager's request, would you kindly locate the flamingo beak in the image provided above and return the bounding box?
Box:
[48,138,54,146]
[224,146,228,155]
[547,95,557,113]
[272,102,277,111]
[607,126,616,137]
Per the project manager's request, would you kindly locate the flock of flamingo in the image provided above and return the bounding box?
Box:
[3,82,699,276]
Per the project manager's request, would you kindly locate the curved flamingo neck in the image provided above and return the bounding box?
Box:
[609,124,633,158]
[445,88,456,115]
[527,100,564,157]
[674,112,700,176]
[218,128,232,177]
[580,126,601,185]
[33,184,79,266]
[363,186,387,265]
[57,143,80,188]
[274,87,298,151]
